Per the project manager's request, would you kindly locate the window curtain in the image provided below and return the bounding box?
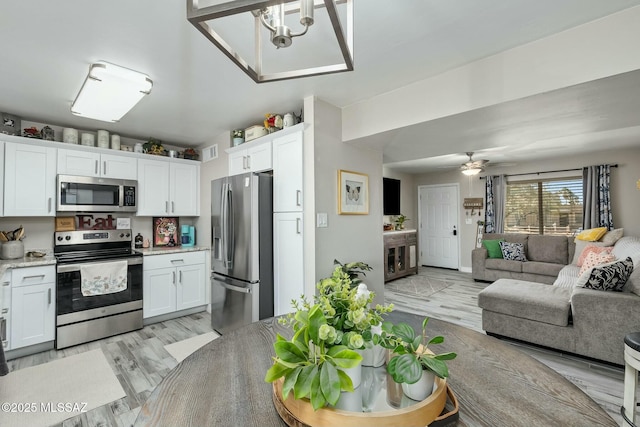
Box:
[583,165,614,230]
[485,175,506,233]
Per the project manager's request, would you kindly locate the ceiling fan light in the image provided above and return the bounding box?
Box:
[462,167,482,176]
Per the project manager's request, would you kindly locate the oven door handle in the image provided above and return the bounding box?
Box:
[56,257,143,273]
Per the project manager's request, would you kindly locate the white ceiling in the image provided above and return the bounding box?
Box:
[1,0,639,173]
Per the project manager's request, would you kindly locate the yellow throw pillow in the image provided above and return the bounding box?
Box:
[576,227,608,242]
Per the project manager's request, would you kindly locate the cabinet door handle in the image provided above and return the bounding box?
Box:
[296,218,301,234]
[296,190,302,206]
[48,288,51,305]
[242,156,247,170]
[0,318,6,344]
[48,198,52,213]
[246,155,251,169]
[1,308,7,314]
[171,259,184,264]
[172,201,175,213]
[103,161,107,176]
[23,274,45,280]
[2,281,9,287]
[166,201,169,214]
[95,160,99,175]
[172,271,176,285]
[179,271,182,284]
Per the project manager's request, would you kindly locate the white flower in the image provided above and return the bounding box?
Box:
[355,283,370,304]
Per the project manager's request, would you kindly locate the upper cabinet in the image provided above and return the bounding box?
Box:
[57,149,137,180]
[272,130,303,212]
[4,142,56,216]
[137,158,200,216]
[228,140,272,176]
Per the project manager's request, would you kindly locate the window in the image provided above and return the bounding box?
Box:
[504,177,583,235]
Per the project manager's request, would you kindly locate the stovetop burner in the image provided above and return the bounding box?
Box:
[54,229,140,263]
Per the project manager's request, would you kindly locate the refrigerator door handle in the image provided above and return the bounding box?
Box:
[220,183,227,264]
[220,281,252,294]
[222,183,234,269]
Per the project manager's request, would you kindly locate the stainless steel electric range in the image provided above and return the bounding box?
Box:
[54,229,143,349]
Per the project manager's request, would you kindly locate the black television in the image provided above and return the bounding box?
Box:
[383,178,401,215]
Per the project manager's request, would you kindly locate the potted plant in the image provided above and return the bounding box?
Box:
[375,317,457,401]
[265,261,393,410]
[232,129,244,146]
[394,214,409,230]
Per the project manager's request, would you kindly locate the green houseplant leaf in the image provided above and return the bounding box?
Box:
[319,362,340,405]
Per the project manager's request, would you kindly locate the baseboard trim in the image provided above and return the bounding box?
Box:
[459,266,472,273]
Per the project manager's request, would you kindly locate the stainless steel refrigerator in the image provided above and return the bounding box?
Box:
[210,173,273,334]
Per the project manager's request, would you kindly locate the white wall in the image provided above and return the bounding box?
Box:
[412,146,640,270]
[309,98,385,305]
[342,6,640,142]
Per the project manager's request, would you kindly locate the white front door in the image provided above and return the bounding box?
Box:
[419,184,459,269]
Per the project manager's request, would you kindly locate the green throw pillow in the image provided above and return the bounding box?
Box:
[482,239,504,259]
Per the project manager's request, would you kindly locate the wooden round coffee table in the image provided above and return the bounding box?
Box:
[135,311,616,426]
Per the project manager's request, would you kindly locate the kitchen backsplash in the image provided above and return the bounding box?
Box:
[0,216,198,253]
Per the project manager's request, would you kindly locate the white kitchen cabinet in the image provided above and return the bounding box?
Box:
[57,149,137,180]
[273,212,304,316]
[10,266,56,350]
[0,142,4,216]
[1,272,10,350]
[137,158,200,216]
[228,140,272,176]
[272,130,303,212]
[143,251,207,319]
[4,142,56,216]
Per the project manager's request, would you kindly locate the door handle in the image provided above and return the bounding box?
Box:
[48,288,51,305]
[242,156,247,170]
[172,201,175,213]
[23,274,46,281]
[219,281,251,294]
[165,201,169,214]
[296,190,302,207]
[103,161,107,176]
[453,226,457,236]
[95,160,99,175]
[172,271,176,285]
[296,218,301,234]
[48,197,52,213]
[179,270,182,284]
[246,155,251,169]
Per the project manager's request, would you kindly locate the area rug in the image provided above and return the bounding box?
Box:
[0,349,125,427]
[164,331,220,363]
[384,273,454,299]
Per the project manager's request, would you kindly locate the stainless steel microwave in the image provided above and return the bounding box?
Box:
[57,175,137,212]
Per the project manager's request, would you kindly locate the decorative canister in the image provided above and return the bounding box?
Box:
[1,240,24,260]
[134,142,143,153]
[97,130,109,148]
[41,126,55,141]
[81,133,95,146]
[111,134,121,150]
[63,128,78,144]
[283,113,295,128]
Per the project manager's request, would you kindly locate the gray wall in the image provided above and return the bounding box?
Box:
[411,146,640,270]
[309,98,385,305]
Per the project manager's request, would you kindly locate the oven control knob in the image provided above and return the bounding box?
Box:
[125,233,130,238]
[119,233,125,238]
[57,236,63,241]
[65,236,71,241]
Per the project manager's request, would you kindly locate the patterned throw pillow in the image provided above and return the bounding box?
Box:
[576,257,634,291]
[499,241,527,261]
[576,245,614,267]
[578,251,617,276]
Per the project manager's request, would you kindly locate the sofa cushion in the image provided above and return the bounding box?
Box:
[572,239,608,265]
[578,251,617,276]
[478,279,572,326]
[624,266,640,296]
[576,257,634,291]
[500,241,527,261]
[576,227,608,241]
[527,235,568,264]
[486,258,523,273]
[612,236,640,267]
[522,261,565,277]
[553,265,581,288]
[482,239,504,259]
[600,228,624,246]
[576,245,614,267]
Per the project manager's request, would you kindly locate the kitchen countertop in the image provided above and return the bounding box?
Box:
[0,255,57,276]
[135,246,209,256]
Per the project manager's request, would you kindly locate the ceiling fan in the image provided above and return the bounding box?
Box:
[461,152,489,175]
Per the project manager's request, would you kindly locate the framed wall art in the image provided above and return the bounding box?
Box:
[153,217,179,247]
[338,169,369,215]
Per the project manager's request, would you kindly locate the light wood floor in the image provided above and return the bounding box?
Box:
[5,267,633,426]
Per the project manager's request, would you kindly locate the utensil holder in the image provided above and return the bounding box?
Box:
[1,240,24,259]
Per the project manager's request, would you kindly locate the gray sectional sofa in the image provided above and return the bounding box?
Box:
[475,234,640,365]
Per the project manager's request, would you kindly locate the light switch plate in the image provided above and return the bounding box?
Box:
[317,213,328,228]
[465,218,472,225]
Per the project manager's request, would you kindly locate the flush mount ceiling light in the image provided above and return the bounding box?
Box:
[71,61,153,122]
[461,152,489,176]
[187,0,353,83]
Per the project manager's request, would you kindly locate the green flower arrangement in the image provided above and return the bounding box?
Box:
[265,261,393,410]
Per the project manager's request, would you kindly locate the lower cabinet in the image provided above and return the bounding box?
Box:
[273,212,304,317]
[10,266,56,350]
[384,231,418,282]
[143,251,207,319]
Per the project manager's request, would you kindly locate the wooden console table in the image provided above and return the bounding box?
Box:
[384,230,418,282]
[135,311,616,427]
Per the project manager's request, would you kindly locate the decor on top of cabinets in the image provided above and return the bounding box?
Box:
[153,217,179,247]
[338,170,369,215]
[143,138,165,155]
[1,112,21,135]
[264,113,283,133]
[232,129,244,147]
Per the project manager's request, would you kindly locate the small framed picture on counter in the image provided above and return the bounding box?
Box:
[153,217,179,247]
